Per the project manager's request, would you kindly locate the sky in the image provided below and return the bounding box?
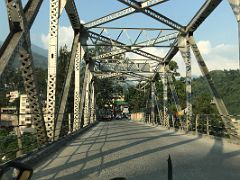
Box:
[0,0,239,76]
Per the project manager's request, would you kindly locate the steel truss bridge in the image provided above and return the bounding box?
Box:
[1,0,240,179]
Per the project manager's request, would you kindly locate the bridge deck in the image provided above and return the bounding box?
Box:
[33,120,240,180]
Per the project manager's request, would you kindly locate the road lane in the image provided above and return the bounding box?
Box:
[32,120,240,180]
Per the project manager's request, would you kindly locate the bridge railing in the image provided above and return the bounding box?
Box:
[0,112,95,165]
[144,112,240,139]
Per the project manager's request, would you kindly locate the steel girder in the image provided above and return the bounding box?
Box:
[4,0,47,145]
[89,81,96,123]
[154,0,223,73]
[189,36,239,138]
[1,0,239,141]
[45,0,62,140]
[229,0,240,22]
[186,0,223,33]
[167,73,182,113]
[91,32,177,61]
[138,0,227,132]
[73,42,84,131]
[65,0,81,31]
[179,36,192,130]
[84,0,168,29]
[83,63,94,127]
[0,0,44,77]
[46,0,87,139]
[94,71,149,82]
[94,72,123,79]
[161,67,169,127]
[97,61,151,73]
[151,83,156,124]
[89,31,165,62]
[0,0,84,142]
[78,63,89,127]
[228,0,240,74]
[83,72,90,127]
[54,33,82,140]
[117,0,185,32]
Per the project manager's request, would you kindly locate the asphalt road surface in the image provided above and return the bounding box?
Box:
[32,120,240,180]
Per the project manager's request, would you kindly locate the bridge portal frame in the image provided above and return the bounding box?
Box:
[1,0,240,148]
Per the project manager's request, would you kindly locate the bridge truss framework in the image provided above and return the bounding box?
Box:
[1,0,240,146]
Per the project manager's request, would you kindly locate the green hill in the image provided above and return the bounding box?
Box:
[0,41,48,69]
[192,70,240,115]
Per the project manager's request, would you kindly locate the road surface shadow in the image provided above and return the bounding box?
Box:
[33,121,240,180]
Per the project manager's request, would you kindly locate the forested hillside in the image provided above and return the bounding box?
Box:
[0,41,48,69]
[192,70,240,115]
[127,69,240,116]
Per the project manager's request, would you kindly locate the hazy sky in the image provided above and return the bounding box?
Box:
[0,0,239,76]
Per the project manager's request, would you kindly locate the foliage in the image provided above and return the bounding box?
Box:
[21,132,38,154]
[56,45,71,108]
[0,133,18,163]
[0,132,38,164]
[192,70,240,115]
[124,64,240,118]
[95,79,122,109]
[125,84,149,113]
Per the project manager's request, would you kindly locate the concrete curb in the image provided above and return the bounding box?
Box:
[0,121,99,169]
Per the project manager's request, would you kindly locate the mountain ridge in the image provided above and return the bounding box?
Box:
[0,41,48,69]
[192,69,240,115]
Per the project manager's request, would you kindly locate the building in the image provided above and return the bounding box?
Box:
[19,94,36,134]
[6,90,19,103]
[0,107,18,127]
[19,94,32,127]
[112,94,129,118]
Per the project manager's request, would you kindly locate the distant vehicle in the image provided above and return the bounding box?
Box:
[122,106,129,114]
[102,114,112,121]
[116,114,122,120]
[98,108,113,121]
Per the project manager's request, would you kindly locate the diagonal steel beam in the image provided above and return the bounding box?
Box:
[94,72,123,79]
[46,0,85,139]
[79,63,90,128]
[186,0,223,33]
[98,62,151,72]
[84,0,169,29]
[0,0,44,77]
[65,0,81,31]
[153,0,223,73]
[189,36,239,138]
[95,63,151,80]
[54,33,80,139]
[88,31,167,62]
[4,0,48,145]
[167,73,181,112]
[73,42,85,131]
[92,32,178,61]
[117,0,185,32]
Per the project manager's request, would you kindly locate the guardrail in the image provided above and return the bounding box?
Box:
[0,112,95,165]
[144,112,240,140]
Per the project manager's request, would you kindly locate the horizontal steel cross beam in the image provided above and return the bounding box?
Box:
[84,0,168,29]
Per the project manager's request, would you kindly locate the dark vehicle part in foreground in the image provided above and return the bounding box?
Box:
[0,154,172,180]
[0,161,33,180]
